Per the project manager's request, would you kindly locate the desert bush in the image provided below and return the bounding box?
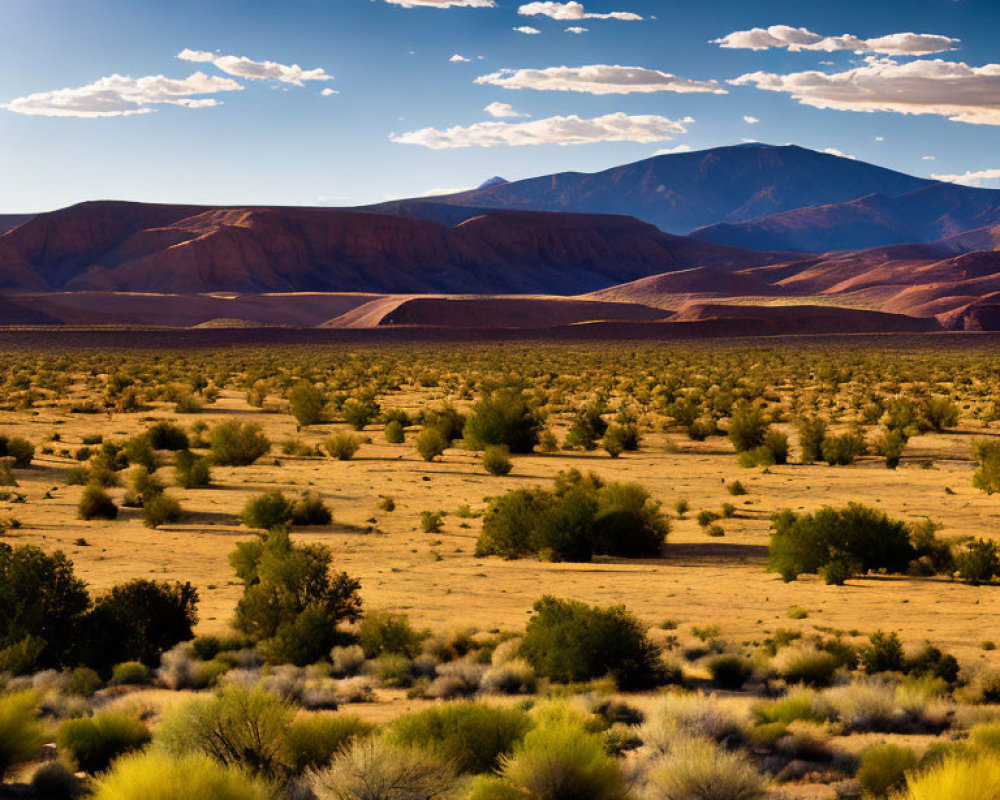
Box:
[464,389,544,454]
[859,631,904,674]
[482,445,513,476]
[415,427,448,462]
[359,611,425,659]
[752,688,831,727]
[288,380,327,426]
[593,482,669,558]
[384,419,405,444]
[0,691,45,781]
[875,427,907,469]
[482,658,536,695]
[310,737,458,800]
[230,529,362,665]
[763,429,789,465]
[645,736,765,800]
[821,432,866,466]
[708,654,752,689]
[78,484,118,520]
[641,692,747,750]
[0,543,90,670]
[57,711,151,773]
[109,661,150,686]
[491,717,628,800]
[974,439,1000,494]
[241,491,294,531]
[388,703,531,774]
[419,510,445,533]
[956,539,1000,585]
[0,436,34,468]
[86,579,198,672]
[520,596,662,689]
[124,435,159,473]
[142,492,182,529]
[342,394,380,431]
[30,761,80,800]
[797,416,827,464]
[174,450,211,488]
[291,491,333,526]
[326,433,361,461]
[147,421,189,451]
[283,713,373,774]
[91,751,271,800]
[770,646,841,687]
[857,743,917,797]
[898,753,1000,800]
[210,420,270,466]
[923,396,959,432]
[157,684,291,778]
[767,503,914,583]
[727,403,769,453]
[331,645,367,677]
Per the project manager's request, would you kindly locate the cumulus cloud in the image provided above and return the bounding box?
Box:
[713,25,958,56]
[382,0,496,7]
[476,65,725,95]
[178,49,332,85]
[731,58,1000,125]
[932,167,1000,187]
[321,88,339,96]
[514,25,541,34]
[566,26,588,34]
[484,101,526,117]
[390,111,690,148]
[450,54,471,62]
[3,71,242,118]
[652,143,692,155]
[518,2,642,21]
[743,115,759,124]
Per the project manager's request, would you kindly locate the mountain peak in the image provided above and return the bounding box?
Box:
[477,176,508,190]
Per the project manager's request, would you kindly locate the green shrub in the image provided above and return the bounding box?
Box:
[463,389,544,454]
[241,491,293,530]
[857,744,917,797]
[858,631,904,674]
[310,738,457,800]
[30,761,80,800]
[973,439,1000,494]
[956,539,1000,585]
[0,436,34,468]
[124,435,159,473]
[388,703,531,774]
[288,380,327,427]
[593,482,668,558]
[384,419,405,444]
[78,485,118,520]
[342,394,380,431]
[157,685,291,779]
[420,510,445,533]
[92,751,271,800]
[771,647,841,688]
[359,610,425,658]
[875,428,907,469]
[57,711,151,773]
[492,717,628,800]
[291,491,332,526]
[797,416,827,464]
[147,421,189,451]
[767,503,914,582]
[923,396,958,432]
[283,714,373,774]
[727,402,769,453]
[602,426,627,458]
[708,654,752,689]
[645,736,765,800]
[415,426,448,462]
[142,492,182,529]
[109,661,150,686]
[0,692,45,781]
[209,420,270,466]
[764,429,789,465]
[520,596,662,689]
[326,433,361,461]
[174,450,211,488]
[482,445,513,476]
[821,433,866,466]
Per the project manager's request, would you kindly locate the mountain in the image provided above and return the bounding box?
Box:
[0,200,793,295]
[692,183,1000,252]
[414,143,933,235]
[0,214,35,235]
[477,176,508,190]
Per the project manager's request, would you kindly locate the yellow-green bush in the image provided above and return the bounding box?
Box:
[91,751,271,800]
[0,691,45,780]
[901,754,1000,800]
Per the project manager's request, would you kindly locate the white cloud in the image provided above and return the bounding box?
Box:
[713,25,958,56]
[475,65,725,95]
[566,26,588,34]
[743,115,759,124]
[3,71,242,118]
[178,49,332,85]
[382,0,496,7]
[731,58,1000,126]
[875,135,885,141]
[484,101,526,117]
[391,111,690,148]
[932,167,1000,187]
[822,147,857,160]
[514,26,541,34]
[321,88,339,96]
[922,155,936,160]
[518,2,642,21]
[450,54,471,62]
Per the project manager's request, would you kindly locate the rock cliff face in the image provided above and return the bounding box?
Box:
[0,201,793,295]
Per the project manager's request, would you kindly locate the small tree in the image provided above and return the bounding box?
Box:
[973,439,1000,494]
[147,421,189,451]
[482,445,513,476]
[288,380,327,427]
[241,491,294,530]
[956,539,1000,585]
[797,416,827,464]
[416,427,448,462]
[727,402,769,453]
[174,450,211,488]
[142,493,182,529]
[341,394,380,431]
[78,485,118,520]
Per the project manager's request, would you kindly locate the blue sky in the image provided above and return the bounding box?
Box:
[0,0,997,213]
